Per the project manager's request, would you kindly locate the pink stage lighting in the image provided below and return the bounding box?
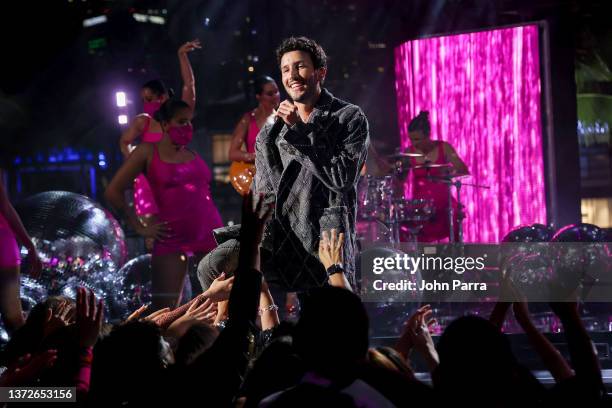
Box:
[394,24,546,243]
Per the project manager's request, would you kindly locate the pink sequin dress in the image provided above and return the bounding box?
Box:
[0,212,20,268]
[147,145,223,256]
[407,141,458,242]
[245,111,259,154]
[133,116,162,217]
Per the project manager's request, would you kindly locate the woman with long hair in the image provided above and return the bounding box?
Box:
[228,75,280,164]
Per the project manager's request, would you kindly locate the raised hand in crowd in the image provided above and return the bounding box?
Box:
[504,281,574,383]
[239,191,273,270]
[42,299,74,340]
[203,272,235,302]
[489,273,513,330]
[76,287,104,349]
[125,304,150,322]
[165,297,218,339]
[318,229,351,290]
[549,300,605,399]
[395,304,439,371]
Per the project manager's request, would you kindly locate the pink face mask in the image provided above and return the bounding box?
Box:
[143,100,162,116]
[168,123,193,145]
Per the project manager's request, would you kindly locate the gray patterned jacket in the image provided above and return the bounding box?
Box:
[254,88,369,291]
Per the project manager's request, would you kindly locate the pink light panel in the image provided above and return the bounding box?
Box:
[394,25,546,242]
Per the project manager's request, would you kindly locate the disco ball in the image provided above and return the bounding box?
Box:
[16,191,127,267]
[502,223,554,243]
[550,224,611,300]
[115,254,153,317]
[501,224,554,300]
[551,223,608,243]
[2,191,129,325]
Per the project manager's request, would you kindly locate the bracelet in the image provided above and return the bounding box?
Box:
[258,304,279,315]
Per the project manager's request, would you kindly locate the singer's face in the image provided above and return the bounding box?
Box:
[280,51,325,103]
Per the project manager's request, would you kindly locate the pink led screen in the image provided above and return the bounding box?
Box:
[394,24,546,242]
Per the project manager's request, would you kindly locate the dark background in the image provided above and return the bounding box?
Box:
[0,0,610,226]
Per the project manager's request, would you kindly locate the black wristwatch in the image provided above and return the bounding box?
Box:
[326,263,344,277]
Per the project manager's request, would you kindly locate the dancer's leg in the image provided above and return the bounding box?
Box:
[151,253,189,310]
[0,265,25,334]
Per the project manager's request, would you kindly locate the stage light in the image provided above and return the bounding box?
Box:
[149,16,165,25]
[204,17,210,26]
[83,15,107,27]
[118,115,128,125]
[116,92,126,107]
[133,13,147,22]
[248,66,254,72]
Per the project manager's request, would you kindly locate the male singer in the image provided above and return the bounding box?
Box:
[254,36,370,293]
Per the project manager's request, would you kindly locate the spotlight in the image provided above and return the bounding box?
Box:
[83,15,107,27]
[118,115,128,125]
[115,92,126,107]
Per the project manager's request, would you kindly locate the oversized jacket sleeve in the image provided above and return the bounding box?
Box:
[253,123,282,204]
[282,108,369,194]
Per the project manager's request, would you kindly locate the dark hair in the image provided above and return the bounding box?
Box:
[89,320,164,405]
[293,287,368,377]
[276,36,327,70]
[142,79,174,98]
[174,323,218,366]
[433,315,542,405]
[153,99,190,123]
[253,75,276,95]
[408,111,430,135]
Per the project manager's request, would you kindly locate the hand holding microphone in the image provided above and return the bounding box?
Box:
[275,100,301,127]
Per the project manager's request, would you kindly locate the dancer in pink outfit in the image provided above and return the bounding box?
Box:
[0,169,42,333]
[119,40,200,233]
[228,76,280,164]
[405,111,469,242]
[106,100,223,310]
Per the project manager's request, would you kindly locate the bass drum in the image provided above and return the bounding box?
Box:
[356,219,393,245]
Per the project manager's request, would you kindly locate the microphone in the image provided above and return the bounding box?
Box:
[271,103,285,134]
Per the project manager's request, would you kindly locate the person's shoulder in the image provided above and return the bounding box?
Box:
[331,94,363,114]
[440,140,454,150]
[134,141,155,156]
[330,95,367,123]
[241,111,253,122]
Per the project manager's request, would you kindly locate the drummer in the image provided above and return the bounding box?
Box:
[403,111,469,242]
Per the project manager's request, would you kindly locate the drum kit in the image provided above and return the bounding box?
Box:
[357,149,489,245]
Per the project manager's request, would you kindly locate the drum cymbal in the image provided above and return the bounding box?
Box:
[412,163,452,169]
[388,152,424,159]
[426,174,470,181]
